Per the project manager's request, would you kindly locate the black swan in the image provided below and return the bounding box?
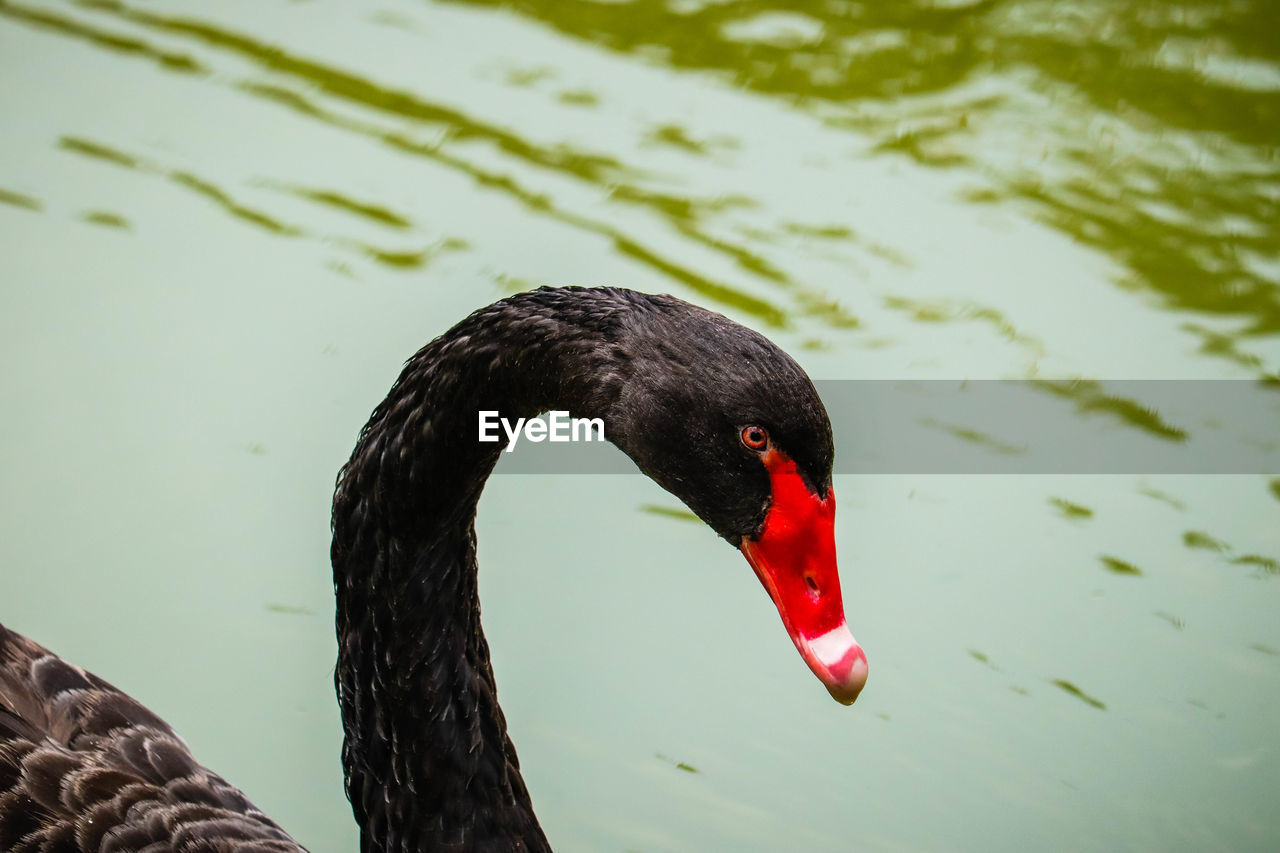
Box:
[0,286,867,852]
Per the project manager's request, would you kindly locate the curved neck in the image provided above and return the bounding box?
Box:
[330,289,633,852]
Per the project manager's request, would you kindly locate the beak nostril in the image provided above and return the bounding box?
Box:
[804,575,819,594]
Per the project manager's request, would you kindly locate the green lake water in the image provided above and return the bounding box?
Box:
[1,0,1278,850]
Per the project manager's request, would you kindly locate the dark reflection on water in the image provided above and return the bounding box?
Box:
[1,0,864,327]
[655,753,700,774]
[1184,528,1228,551]
[1180,530,1280,575]
[1100,554,1143,575]
[1139,484,1187,509]
[1051,678,1107,710]
[55,131,472,269]
[1030,379,1190,442]
[12,0,1272,358]
[57,135,139,169]
[80,210,130,228]
[1048,496,1093,519]
[249,74,790,319]
[277,187,412,230]
[58,135,304,236]
[1233,554,1278,574]
[638,503,701,523]
[0,187,41,210]
[0,0,202,71]
[444,0,1280,371]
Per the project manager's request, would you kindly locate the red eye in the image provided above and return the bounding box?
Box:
[740,425,769,450]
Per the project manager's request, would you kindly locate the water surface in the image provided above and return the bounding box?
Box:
[1,0,1277,850]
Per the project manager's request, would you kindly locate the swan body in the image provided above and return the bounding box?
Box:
[1,287,865,852]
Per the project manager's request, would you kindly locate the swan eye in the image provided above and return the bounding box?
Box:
[740,425,769,451]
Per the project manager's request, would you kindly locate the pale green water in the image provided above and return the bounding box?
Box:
[1,0,1278,851]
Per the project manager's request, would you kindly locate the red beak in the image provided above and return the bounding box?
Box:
[740,449,867,705]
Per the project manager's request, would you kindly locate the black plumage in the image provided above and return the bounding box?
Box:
[0,624,300,852]
[2,286,837,852]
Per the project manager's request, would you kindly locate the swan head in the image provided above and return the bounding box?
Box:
[605,299,867,705]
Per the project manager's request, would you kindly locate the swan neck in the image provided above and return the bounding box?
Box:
[331,289,631,852]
